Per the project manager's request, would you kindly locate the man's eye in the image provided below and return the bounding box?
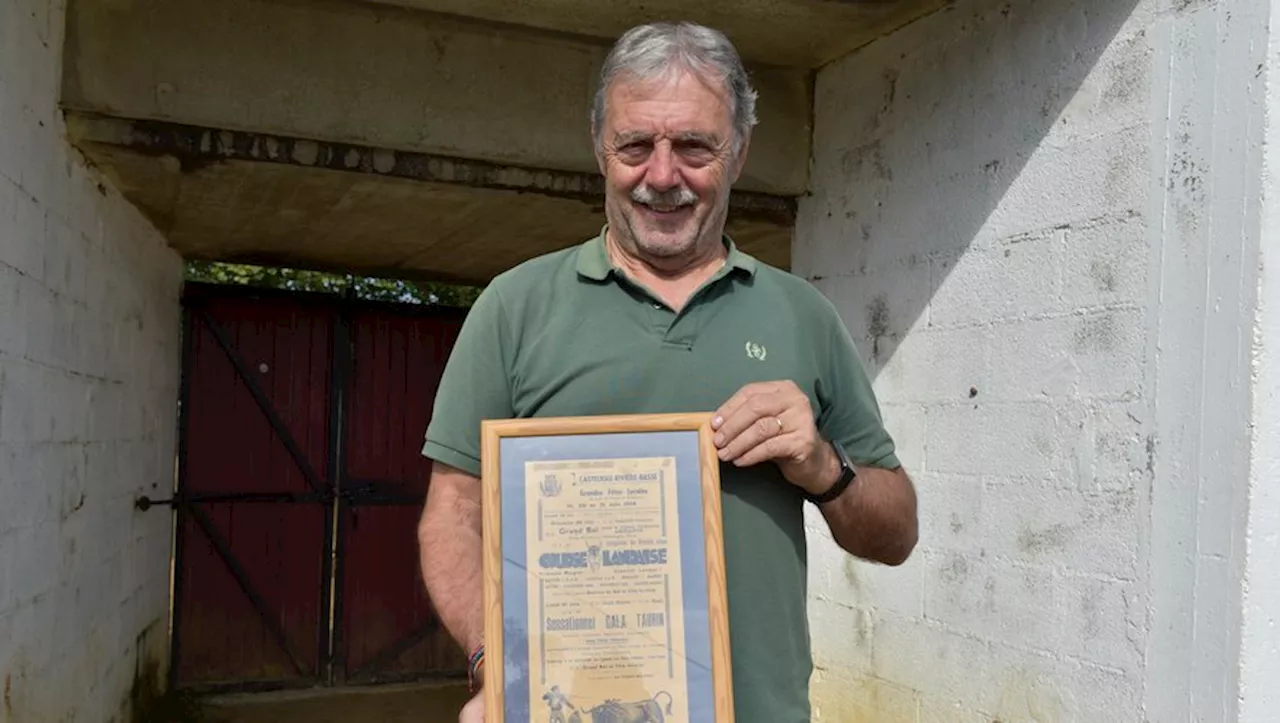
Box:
[678,145,715,162]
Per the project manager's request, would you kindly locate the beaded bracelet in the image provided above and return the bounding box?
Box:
[467,643,485,693]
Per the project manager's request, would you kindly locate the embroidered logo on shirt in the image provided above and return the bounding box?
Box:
[745,341,767,361]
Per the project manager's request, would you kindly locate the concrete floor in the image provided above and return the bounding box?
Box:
[201,681,472,723]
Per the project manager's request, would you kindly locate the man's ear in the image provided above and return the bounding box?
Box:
[591,124,607,175]
[730,134,752,183]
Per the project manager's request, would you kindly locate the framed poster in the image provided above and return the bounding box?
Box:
[480,412,734,723]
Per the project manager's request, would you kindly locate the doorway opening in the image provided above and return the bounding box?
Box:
[159,263,479,695]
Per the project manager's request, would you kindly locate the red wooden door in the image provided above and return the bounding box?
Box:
[336,311,467,683]
[167,284,467,693]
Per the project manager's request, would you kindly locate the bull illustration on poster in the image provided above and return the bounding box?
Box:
[551,690,674,723]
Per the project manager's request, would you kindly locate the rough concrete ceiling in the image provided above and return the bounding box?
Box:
[60,0,816,197]
[59,0,948,284]
[356,0,950,68]
[67,115,793,286]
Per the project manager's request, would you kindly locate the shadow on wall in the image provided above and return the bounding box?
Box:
[797,0,1148,380]
[794,1,1160,719]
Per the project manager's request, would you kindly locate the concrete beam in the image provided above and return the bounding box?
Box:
[66,114,795,227]
[64,113,795,284]
[60,0,813,196]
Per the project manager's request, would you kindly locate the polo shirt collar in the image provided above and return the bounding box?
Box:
[576,225,758,281]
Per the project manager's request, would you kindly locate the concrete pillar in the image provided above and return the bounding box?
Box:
[1237,4,1280,720]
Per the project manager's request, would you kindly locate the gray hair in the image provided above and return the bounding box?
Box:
[591,22,759,155]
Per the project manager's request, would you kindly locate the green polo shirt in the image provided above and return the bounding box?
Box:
[422,228,899,722]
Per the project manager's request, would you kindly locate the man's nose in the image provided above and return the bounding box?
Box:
[644,144,680,190]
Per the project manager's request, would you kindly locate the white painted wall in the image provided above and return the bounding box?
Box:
[797,0,1273,720]
[0,0,184,719]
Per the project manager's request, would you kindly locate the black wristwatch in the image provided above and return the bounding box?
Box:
[804,440,857,505]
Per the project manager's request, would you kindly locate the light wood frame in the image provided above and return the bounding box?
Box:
[480,412,734,722]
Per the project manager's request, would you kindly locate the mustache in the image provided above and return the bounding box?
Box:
[630,184,697,208]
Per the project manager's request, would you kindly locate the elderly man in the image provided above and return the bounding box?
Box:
[417,21,917,723]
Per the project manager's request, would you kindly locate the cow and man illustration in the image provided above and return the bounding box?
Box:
[543,686,675,723]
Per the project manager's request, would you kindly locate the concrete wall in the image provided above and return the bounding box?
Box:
[0,0,185,719]
[796,0,1270,720]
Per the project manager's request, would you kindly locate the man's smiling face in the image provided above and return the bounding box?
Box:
[596,67,747,264]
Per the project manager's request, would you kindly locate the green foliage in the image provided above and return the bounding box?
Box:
[184,261,482,307]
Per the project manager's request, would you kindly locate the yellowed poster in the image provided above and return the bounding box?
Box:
[524,456,686,723]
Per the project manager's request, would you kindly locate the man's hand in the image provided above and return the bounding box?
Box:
[459,691,484,723]
[711,379,918,566]
[711,380,836,496]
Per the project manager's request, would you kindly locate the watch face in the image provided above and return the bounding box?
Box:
[834,441,853,473]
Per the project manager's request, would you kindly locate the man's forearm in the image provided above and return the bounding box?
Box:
[811,447,918,565]
[418,471,485,653]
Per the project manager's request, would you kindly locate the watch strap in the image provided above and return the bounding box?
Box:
[805,440,856,505]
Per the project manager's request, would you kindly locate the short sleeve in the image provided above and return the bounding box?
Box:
[421,284,514,477]
[815,306,901,470]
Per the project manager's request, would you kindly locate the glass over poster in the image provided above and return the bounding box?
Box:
[480,413,734,723]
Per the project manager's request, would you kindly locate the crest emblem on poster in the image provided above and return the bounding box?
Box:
[540,474,562,497]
